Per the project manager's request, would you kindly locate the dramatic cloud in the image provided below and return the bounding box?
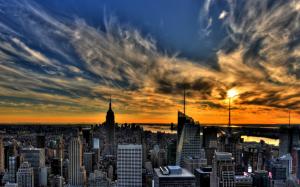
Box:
[0,0,299,123]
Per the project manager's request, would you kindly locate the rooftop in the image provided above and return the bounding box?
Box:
[154,166,195,178]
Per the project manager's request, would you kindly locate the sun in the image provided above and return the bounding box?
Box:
[227,88,238,98]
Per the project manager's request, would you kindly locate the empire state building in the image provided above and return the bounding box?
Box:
[105,98,115,155]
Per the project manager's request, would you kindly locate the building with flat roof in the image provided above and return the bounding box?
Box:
[153,166,195,187]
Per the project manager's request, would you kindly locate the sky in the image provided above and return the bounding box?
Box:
[0,0,299,124]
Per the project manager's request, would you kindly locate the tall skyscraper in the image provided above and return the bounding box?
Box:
[17,161,34,187]
[0,137,5,173]
[8,156,20,183]
[117,144,142,187]
[68,137,86,187]
[20,148,45,186]
[211,152,235,187]
[105,98,115,155]
[176,122,202,167]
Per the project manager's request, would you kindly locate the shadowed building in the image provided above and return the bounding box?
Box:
[105,98,115,155]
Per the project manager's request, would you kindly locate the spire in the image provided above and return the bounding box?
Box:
[109,96,112,110]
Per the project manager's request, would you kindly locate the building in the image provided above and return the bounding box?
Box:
[4,182,18,187]
[20,148,45,186]
[68,137,86,187]
[235,175,253,187]
[195,167,212,187]
[0,137,4,173]
[8,156,20,183]
[117,144,142,187]
[269,154,292,187]
[50,175,65,187]
[83,152,95,175]
[176,123,202,167]
[105,98,115,155]
[88,170,113,187]
[36,135,45,149]
[182,154,207,173]
[252,170,270,187]
[153,166,195,187]
[16,162,34,187]
[211,152,235,187]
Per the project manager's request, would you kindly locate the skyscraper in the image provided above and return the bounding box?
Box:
[20,148,45,186]
[176,122,202,167]
[0,137,5,173]
[68,137,86,187]
[211,152,235,187]
[117,144,142,187]
[8,156,20,183]
[17,161,34,187]
[105,98,115,155]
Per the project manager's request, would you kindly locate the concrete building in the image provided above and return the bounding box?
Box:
[16,162,34,187]
[211,152,235,187]
[20,148,45,186]
[117,144,142,187]
[68,137,86,187]
[153,166,195,187]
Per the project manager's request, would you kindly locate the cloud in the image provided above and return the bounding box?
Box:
[0,0,299,123]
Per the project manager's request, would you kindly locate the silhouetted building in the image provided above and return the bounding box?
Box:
[36,135,45,149]
[105,98,115,155]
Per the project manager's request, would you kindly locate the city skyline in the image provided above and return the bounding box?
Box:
[0,0,299,124]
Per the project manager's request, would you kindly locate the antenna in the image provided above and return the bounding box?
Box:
[183,87,186,115]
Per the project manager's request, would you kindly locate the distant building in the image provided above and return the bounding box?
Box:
[50,175,64,187]
[16,162,34,187]
[68,137,86,187]
[105,98,116,155]
[20,148,45,186]
[36,134,45,149]
[88,170,113,187]
[153,166,195,187]
[211,152,235,187]
[167,139,177,165]
[8,156,20,183]
[117,144,142,187]
[195,167,212,187]
[83,152,95,175]
[0,137,5,172]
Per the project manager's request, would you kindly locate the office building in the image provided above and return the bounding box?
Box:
[153,166,195,187]
[176,122,202,167]
[8,156,20,183]
[253,170,270,187]
[16,162,34,187]
[183,155,207,173]
[20,148,45,186]
[117,144,142,187]
[83,152,95,175]
[105,98,115,155]
[68,137,86,187]
[0,137,4,173]
[211,152,235,187]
